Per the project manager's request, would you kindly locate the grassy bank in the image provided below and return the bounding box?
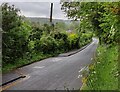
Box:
[82,45,119,90]
[2,52,57,73]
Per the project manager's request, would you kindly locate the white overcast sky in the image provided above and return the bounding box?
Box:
[0,0,70,20]
[1,0,115,19]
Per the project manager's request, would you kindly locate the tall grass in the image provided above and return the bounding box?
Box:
[82,45,118,90]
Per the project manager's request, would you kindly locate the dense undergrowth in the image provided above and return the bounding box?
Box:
[82,45,118,90]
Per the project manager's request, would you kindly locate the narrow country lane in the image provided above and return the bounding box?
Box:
[2,38,99,90]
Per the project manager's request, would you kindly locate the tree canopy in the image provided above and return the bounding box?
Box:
[61,2,120,45]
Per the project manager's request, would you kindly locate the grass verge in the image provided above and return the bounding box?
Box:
[2,52,58,73]
[81,45,119,90]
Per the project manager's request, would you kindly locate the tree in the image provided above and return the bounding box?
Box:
[61,2,120,45]
[2,3,31,64]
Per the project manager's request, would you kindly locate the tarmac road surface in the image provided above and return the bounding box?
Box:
[2,38,99,90]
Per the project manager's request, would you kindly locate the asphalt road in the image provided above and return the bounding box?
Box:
[4,38,99,90]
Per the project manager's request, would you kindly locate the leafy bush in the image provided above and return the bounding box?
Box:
[51,31,70,51]
[43,23,53,34]
[2,3,31,64]
[29,26,43,41]
[34,35,58,54]
[80,32,93,46]
[68,33,80,49]
[28,40,35,52]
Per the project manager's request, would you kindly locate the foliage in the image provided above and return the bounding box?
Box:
[98,2,120,45]
[51,31,70,51]
[82,45,118,90]
[43,23,53,34]
[2,3,31,64]
[68,33,80,49]
[80,32,93,46]
[35,35,58,54]
[61,2,120,45]
[54,22,66,31]
[29,26,43,41]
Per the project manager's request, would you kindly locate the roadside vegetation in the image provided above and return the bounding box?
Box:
[2,2,119,90]
[83,45,118,90]
[61,2,120,90]
[2,3,93,73]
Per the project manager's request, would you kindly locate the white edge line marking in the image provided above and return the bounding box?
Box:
[91,58,93,60]
[78,75,82,78]
[79,67,85,73]
[33,66,45,69]
[52,58,62,62]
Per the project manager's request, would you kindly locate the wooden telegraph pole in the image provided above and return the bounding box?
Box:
[50,3,53,23]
